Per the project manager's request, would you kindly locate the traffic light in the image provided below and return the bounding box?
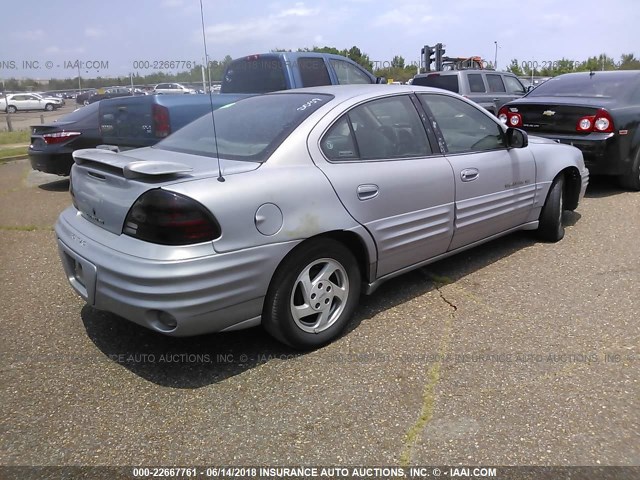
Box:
[435,43,446,71]
[421,45,436,72]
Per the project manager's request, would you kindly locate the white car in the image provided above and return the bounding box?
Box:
[2,93,64,113]
[152,83,196,95]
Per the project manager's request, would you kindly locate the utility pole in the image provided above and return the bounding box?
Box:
[494,41,498,70]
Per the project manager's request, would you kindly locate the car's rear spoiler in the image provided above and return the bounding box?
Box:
[72,148,193,179]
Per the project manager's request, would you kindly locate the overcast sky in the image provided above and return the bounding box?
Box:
[3,0,639,79]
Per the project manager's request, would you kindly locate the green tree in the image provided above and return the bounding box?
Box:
[391,55,405,69]
[506,59,524,76]
[619,53,640,70]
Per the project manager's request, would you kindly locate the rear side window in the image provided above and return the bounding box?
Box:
[486,74,506,92]
[412,74,460,93]
[298,57,332,87]
[321,95,431,161]
[467,74,486,93]
[503,75,526,94]
[330,59,373,85]
[221,57,287,93]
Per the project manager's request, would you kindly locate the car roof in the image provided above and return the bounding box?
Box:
[266,84,452,101]
[414,69,513,78]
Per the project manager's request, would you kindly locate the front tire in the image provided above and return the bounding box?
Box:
[537,175,565,242]
[263,238,361,349]
[45,103,54,111]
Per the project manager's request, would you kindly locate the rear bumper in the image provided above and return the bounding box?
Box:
[55,207,298,337]
[525,131,624,175]
[28,150,73,176]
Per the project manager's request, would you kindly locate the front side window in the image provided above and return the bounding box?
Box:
[504,75,526,94]
[321,95,431,161]
[330,59,372,85]
[419,94,506,154]
[156,93,332,162]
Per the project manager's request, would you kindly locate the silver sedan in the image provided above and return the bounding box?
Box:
[55,85,589,348]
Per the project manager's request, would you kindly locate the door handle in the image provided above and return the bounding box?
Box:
[460,168,479,182]
[357,184,379,200]
[492,98,500,101]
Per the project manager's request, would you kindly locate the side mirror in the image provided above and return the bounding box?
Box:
[507,128,528,149]
[376,76,387,84]
[526,85,534,93]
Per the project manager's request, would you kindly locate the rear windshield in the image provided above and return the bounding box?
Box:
[56,102,100,122]
[528,73,637,98]
[221,57,287,93]
[412,74,459,93]
[154,93,333,162]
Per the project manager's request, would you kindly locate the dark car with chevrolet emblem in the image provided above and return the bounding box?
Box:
[498,70,640,190]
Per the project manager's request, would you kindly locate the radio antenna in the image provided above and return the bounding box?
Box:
[199,0,224,182]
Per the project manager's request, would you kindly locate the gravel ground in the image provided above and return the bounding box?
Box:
[1,159,638,471]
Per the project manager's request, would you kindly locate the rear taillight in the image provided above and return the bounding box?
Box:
[152,104,171,138]
[498,106,522,127]
[123,189,220,245]
[42,131,81,144]
[576,108,614,133]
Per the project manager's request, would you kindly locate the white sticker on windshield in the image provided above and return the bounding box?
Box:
[297,98,323,111]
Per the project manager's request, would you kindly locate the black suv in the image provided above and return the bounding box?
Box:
[412,70,527,115]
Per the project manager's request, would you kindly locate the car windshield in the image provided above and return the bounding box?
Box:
[154,92,333,162]
[527,73,636,98]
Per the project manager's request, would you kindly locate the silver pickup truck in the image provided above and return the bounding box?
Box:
[412,70,528,115]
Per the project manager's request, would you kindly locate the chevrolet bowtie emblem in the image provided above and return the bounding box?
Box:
[542,110,556,116]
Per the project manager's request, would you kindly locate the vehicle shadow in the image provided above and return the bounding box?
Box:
[38,178,69,192]
[82,230,547,389]
[585,176,630,198]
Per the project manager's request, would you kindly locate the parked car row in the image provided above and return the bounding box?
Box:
[1,92,65,113]
[31,51,383,175]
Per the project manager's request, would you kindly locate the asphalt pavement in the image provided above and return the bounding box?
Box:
[1,159,638,469]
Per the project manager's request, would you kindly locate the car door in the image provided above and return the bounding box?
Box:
[418,93,536,250]
[308,93,455,278]
[485,73,512,111]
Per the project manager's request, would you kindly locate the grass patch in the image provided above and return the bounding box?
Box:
[0,130,30,145]
[0,146,28,160]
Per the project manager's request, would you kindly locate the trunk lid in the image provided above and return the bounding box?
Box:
[508,96,616,135]
[70,147,260,235]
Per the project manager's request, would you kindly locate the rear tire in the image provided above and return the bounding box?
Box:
[537,175,565,242]
[263,238,361,349]
[7,105,17,113]
[618,148,640,191]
